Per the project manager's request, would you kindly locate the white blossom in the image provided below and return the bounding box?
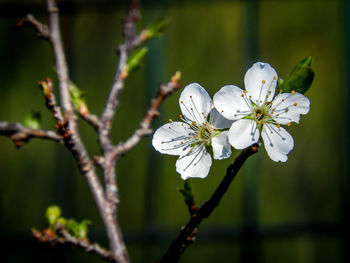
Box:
[152,83,232,180]
[213,62,310,162]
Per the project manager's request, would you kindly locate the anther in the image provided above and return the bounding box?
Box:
[244,90,247,93]
[221,110,224,113]
[291,90,295,94]
[293,102,298,106]
[190,95,192,98]
[241,94,244,97]
[274,76,277,80]
[285,109,289,113]
[257,121,262,125]
[282,99,285,102]
[268,91,272,94]
[181,100,183,103]
[262,80,266,84]
[287,122,291,127]
[169,118,173,122]
[277,124,281,128]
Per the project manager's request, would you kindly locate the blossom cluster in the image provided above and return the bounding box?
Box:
[152,62,310,180]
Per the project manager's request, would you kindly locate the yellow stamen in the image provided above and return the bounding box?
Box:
[293,102,298,106]
[287,122,291,127]
[291,90,295,94]
[262,80,266,84]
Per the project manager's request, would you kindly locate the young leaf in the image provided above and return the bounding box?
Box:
[45,205,62,228]
[123,47,148,78]
[282,57,315,94]
[143,18,170,40]
[290,56,313,74]
[283,67,314,94]
[23,111,41,130]
[69,81,86,111]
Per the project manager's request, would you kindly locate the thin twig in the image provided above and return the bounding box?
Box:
[38,78,64,123]
[112,72,181,160]
[17,14,51,41]
[0,121,62,147]
[99,0,141,152]
[32,228,114,262]
[160,144,260,263]
[47,0,72,118]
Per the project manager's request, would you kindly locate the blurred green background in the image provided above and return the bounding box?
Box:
[0,0,348,262]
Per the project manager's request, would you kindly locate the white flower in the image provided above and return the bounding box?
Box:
[213,62,310,162]
[152,83,232,180]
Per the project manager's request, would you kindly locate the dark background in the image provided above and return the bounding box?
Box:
[0,0,348,262]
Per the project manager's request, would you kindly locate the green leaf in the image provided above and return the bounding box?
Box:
[283,67,314,94]
[281,57,315,94]
[69,81,86,111]
[76,220,91,238]
[178,179,194,204]
[290,56,313,74]
[124,47,148,76]
[23,111,41,130]
[143,18,170,40]
[45,205,62,227]
[64,218,91,238]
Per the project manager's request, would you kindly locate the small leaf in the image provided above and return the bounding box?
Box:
[69,81,87,112]
[123,47,148,78]
[283,67,314,94]
[76,220,91,238]
[64,219,80,237]
[178,179,194,204]
[45,205,62,227]
[143,18,170,40]
[290,56,313,74]
[281,57,315,94]
[23,111,41,130]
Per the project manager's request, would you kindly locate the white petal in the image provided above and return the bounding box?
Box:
[213,85,252,120]
[209,108,234,129]
[261,123,294,162]
[244,62,278,105]
[152,122,192,156]
[227,119,259,149]
[212,131,232,160]
[176,146,212,180]
[271,92,310,124]
[179,83,212,124]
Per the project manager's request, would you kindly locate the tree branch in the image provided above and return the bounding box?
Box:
[47,0,73,119]
[99,0,141,152]
[112,71,181,159]
[160,144,260,263]
[32,227,114,262]
[17,14,51,41]
[0,121,62,147]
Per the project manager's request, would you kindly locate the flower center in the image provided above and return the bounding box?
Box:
[252,104,271,125]
[198,123,214,142]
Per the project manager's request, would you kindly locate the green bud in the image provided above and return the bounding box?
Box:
[143,18,170,40]
[69,81,86,111]
[45,205,62,227]
[124,47,148,77]
[23,112,41,130]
